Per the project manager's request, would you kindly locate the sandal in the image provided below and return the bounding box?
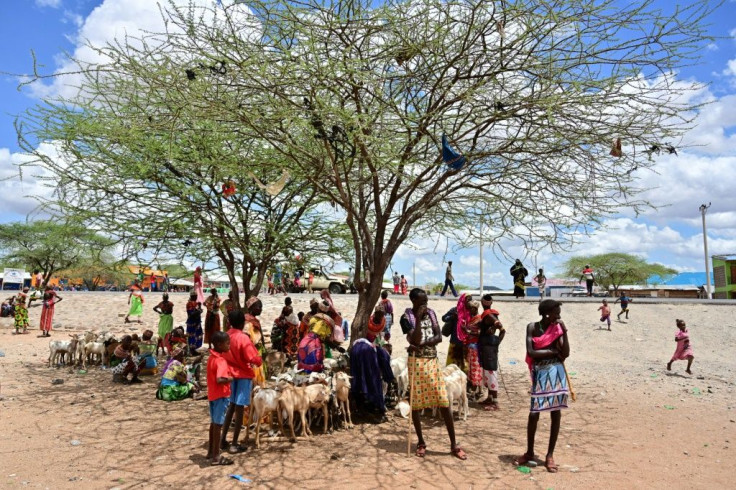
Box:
[211,455,234,466]
[228,443,247,454]
[451,446,467,460]
[483,404,500,411]
[545,456,558,473]
[415,443,426,458]
[514,453,535,466]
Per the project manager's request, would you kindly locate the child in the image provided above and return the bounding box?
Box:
[220,310,262,454]
[479,294,504,410]
[667,319,694,374]
[186,292,203,354]
[207,330,234,465]
[153,293,174,356]
[614,293,632,321]
[598,300,611,330]
[138,330,158,373]
[380,290,393,341]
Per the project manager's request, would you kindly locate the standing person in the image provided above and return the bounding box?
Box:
[393,271,401,294]
[185,291,204,354]
[598,300,611,331]
[193,266,206,305]
[579,265,595,297]
[221,310,263,454]
[297,299,340,373]
[153,293,174,356]
[124,283,144,324]
[440,261,458,297]
[307,270,314,294]
[150,272,157,292]
[13,287,30,335]
[32,270,44,291]
[478,294,504,411]
[350,305,395,415]
[219,290,237,332]
[206,331,234,466]
[400,275,409,295]
[244,297,267,386]
[380,290,394,341]
[510,259,529,299]
[667,319,694,374]
[204,288,221,350]
[162,272,169,293]
[460,300,483,393]
[614,293,632,321]
[515,299,570,473]
[401,288,466,460]
[39,285,62,337]
[534,269,547,300]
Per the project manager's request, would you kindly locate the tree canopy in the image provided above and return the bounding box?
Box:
[0,220,115,283]
[17,0,717,336]
[561,253,677,293]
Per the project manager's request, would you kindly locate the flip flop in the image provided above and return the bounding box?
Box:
[211,456,234,466]
[514,453,535,466]
[483,404,500,411]
[415,444,426,458]
[451,447,467,460]
[545,456,558,473]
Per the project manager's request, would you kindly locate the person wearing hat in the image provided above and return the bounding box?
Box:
[297,298,343,372]
[349,304,395,415]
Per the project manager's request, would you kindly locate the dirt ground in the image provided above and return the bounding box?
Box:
[0,292,734,489]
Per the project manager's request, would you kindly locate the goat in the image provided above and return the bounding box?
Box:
[83,341,105,368]
[391,357,408,398]
[245,386,284,449]
[278,382,310,441]
[49,335,80,367]
[445,370,469,421]
[304,383,331,435]
[333,371,353,429]
[265,350,287,377]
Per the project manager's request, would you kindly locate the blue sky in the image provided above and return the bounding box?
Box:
[1,0,736,288]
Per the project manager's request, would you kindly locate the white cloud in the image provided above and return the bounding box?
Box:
[35,0,62,8]
[0,145,57,218]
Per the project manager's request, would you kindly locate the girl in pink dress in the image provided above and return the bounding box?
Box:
[667,319,694,374]
[193,267,206,304]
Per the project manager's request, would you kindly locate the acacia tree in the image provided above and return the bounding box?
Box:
[156,0,713,338]
[16,17,352,302]
[0,220,114,283]
[561,253,677,294]
[19,0,717,337]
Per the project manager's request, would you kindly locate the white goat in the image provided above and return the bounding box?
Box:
[246,386,284,448]
[83,341,106,368]
[49,335,80,367]
[304,383,331,435]
[333,371,353,429]
[445,370,469,421]
[391,357,408,398]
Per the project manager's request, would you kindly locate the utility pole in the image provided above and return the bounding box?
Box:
[479,227,484,294]
[700,203,712,299]
[412,262,416,289]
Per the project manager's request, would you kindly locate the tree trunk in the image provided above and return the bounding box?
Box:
[349,256,391,347]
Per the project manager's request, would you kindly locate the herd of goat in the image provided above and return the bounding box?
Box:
[46,331,471,447]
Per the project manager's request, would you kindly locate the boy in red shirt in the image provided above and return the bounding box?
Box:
[220,309,263,454]
[207,331,234,465]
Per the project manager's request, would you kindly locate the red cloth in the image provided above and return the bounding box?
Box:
[207,350,232,401]
[222,328,262,379]
[525,322,564,374]
[456,293,471,343]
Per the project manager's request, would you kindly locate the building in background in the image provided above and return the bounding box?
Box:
[712,255,736,300]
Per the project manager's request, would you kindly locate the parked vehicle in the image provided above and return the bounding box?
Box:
[288,267,348,294]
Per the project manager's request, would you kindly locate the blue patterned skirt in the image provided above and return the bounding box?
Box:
[530,361,569,412]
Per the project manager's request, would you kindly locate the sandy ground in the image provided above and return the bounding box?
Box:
[0,292,735,489]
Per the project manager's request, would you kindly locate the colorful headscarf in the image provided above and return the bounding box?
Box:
[456,293,472,343]
[246,296,260,309]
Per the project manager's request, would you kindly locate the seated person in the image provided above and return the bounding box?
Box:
[137,330,158,374]
[110,335,143,384]
[167,326,188,355]
[156,347,202,401]
[1,296,15,318]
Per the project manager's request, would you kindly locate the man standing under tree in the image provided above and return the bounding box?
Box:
[579,265,596,297]
[440,261,458,298]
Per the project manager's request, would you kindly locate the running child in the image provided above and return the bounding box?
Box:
[598,299,611,330]
[614,293,632,321]
[667,319,694,374]
[207,331,234,466]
